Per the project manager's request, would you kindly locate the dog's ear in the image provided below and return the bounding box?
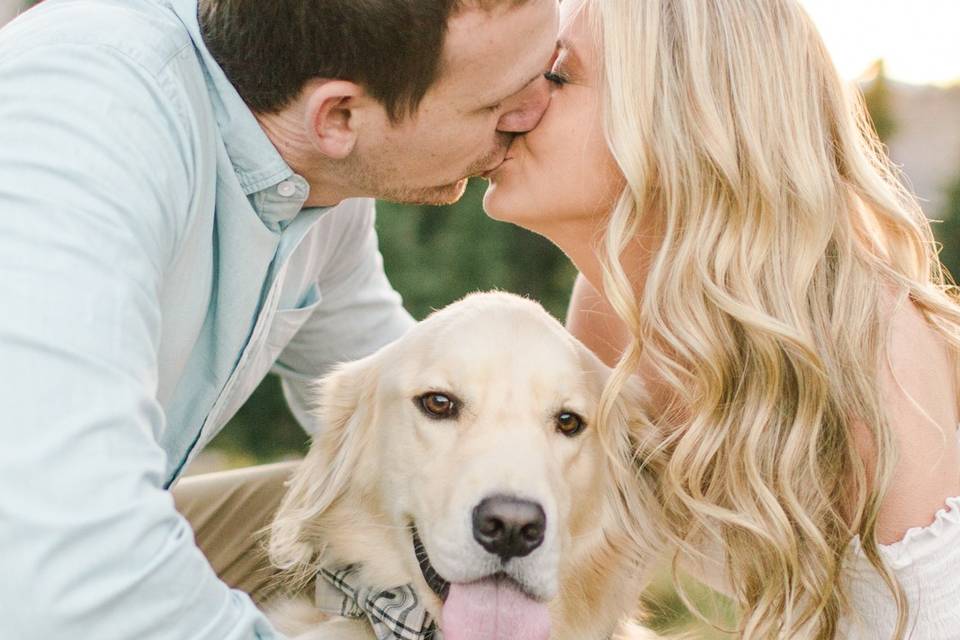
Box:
[573,340,666,562]
[268,353,381,574]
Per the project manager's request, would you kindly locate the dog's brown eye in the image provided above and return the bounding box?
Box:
[555,411,586,437]
[417,393,458,419]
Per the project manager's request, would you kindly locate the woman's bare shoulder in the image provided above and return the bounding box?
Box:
[872,298,960,544]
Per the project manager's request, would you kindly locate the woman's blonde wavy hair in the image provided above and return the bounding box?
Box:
[587,0,960,638]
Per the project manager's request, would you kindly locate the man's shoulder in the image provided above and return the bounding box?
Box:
[1,0,192,77]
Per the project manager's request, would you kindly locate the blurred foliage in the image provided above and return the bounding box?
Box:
[939,172,960,284]
[374,180,577,321]
[862,59,897,143]
[642,565,738,639]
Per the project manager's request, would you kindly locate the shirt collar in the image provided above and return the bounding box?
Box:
[167,0,295,196]
[252,175,312,232]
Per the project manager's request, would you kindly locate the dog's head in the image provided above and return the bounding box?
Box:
[269,292,652,640]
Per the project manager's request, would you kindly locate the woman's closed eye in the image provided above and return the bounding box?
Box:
[543,70,568,86]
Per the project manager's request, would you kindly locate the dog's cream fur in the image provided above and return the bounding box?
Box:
[267,292,660,640]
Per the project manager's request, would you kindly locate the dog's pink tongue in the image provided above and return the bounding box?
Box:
[441,578,550,640]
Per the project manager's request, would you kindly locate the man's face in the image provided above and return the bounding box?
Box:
[348,0,560,205]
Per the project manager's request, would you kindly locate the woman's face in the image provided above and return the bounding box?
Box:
[482,0,625,237]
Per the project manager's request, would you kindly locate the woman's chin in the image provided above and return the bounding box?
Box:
[481,178,520,223]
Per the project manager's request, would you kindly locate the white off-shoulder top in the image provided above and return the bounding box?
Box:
[840,428,960,638]
[685,431,960,638]
[842,498,960,638]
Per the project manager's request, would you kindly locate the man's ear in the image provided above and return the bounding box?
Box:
[303,80,365,159]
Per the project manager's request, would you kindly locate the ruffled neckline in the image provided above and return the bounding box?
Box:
[850,494,960,570]
[878,494,960,557]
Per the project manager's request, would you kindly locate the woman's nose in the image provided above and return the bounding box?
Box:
[496,76,551,133]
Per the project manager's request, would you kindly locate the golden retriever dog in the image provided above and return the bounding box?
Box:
[266,292,659,640]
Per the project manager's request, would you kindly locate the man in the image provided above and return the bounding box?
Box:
[0,0,558,637]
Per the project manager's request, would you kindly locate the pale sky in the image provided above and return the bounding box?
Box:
[2,1,958,85]
[798,0,960,86]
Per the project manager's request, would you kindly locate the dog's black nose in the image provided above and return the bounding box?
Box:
[472,495,546,561]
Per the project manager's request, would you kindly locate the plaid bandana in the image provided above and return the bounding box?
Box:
[316,565,442,640]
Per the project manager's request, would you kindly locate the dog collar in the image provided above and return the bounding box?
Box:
[316,565,441,640]
[412,526,451,601]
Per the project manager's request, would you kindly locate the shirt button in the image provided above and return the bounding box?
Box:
[277,181,297,197]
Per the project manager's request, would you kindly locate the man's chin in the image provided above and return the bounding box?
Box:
[379,178,469,207]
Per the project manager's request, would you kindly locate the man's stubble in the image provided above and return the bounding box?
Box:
[347,133,514,206]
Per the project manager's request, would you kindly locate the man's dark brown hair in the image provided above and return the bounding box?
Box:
[199,0,527,121]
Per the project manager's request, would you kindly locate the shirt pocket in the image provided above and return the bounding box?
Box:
[200,283,323,439]
[266,283,323,354]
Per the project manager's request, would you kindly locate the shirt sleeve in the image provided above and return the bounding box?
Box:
[0,42,282,639]
[271,198,415,433]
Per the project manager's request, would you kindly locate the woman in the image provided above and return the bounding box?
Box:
[484,0,960,638]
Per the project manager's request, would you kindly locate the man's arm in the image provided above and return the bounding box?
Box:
[0,42,281,639]
[271,199,415,432]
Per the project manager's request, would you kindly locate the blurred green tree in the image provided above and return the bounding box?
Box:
[861,59,897,143]
[937,171,960,283]
[376,179,576,320]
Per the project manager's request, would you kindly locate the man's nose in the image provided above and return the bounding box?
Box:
[496,76,551,134]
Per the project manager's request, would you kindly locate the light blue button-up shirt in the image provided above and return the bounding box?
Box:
[0,0,414,637]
